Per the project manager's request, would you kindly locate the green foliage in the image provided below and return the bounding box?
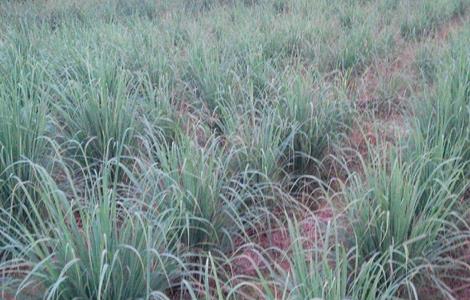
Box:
[414,43,440,83]
[277,72,351,174]
[350,151,463,257]
[139,132,248,250]
[218,98,293,183]
[281,217,349,300]
[347,31,470,296]
[0,41,48,216]
[0,0,469,299]
[409,29,470,177]
[400,0,466,40]
[51,53,136,164]
[0,161,181,300]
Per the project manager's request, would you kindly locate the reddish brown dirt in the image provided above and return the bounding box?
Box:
[354,45,415,118]
[231,204,334,279]
[353,14,468,121]
[434,14,468,41]
[343,13,468,179]
[177,101,211,147]
[2,294,15,300]
[350,13,470,300]
[227,13,470,298]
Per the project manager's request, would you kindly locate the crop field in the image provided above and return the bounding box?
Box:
[0,0,469,299]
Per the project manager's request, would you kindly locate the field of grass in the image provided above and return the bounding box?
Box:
[0,0,469,299]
